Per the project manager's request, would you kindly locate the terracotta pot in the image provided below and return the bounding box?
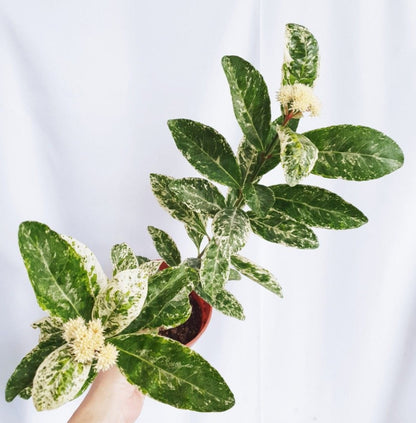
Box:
[157,261,212,347]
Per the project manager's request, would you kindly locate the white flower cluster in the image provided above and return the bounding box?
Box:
[63,317,118,371]
[277,83,320,118]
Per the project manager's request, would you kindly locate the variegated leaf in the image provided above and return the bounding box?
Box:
[32,316,63,343]
[138,259,164,277]
[282,23,319,87]
[111,334,235,411]
[196,286,245,320]
[167,119,242,188]
[18,222,94,321]
[222,55,271,151]
[123,266,197,332]
[231,255,282,296]
[237,137,262,185]
[200,239,230,298]
[111,243,139,276]
[243,184,274,217]
[249,209,319,249]
[150,173,207,248]
[304,125,404,181]
[5,335,64,402]
[270,184,368,229]
[61,235,107,297]
[279,126,318,186]
[19,387,32,400]
[32,345,90,411]
[169,177,226,216]
[147,226,181,267]
[212,208,250,255]
[229,268,241,281]
[93,269,148,336]
[136,255,150,265]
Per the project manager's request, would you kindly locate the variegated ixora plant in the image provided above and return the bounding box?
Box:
[5,23,404,414]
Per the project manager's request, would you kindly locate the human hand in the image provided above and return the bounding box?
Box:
[68,367,144,423]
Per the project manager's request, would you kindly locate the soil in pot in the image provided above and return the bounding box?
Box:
[158,291,212,346]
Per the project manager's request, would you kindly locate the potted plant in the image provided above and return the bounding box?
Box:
[5,23,404,414]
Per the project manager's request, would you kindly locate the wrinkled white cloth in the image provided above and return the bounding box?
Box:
[1,1,415,422]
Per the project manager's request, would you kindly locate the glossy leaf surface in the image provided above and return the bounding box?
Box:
[112,334,235,411]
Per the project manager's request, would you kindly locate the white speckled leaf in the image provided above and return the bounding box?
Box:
[18,221,94,320]
[304,125,404,180]
[228,268,241,280]
[237,135,281,185]
[196,285,245,320]
[32,345,90,411]
[150,173,207,248]
[137,259,163,277]
[270,184,368,229]
[222,56,271,150]
[249,209,319,249]
[111,334,235,411]
[200,239,230,299]
[211,208,250,255]
[282,23,319,87]
[111,243,139,276]
[32,316,63,342]
[5,335,64,402]
[170,177,226,216]
[243,184,275,217]
[167,119,242,188]
[231,255,282,297]
[93,269,148,336]
[61,235,107,297]
[147,226,181,267]
[123,266,197,333]
[279,126,318,186]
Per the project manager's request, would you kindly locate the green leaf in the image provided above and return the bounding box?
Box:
[200,239,230,299]
[147,226,181,267]
[61,235,107,297]
[304,125,404,180]
[136,256,150,265]
[123,266,197,332]
[197,287,245,321]
[282,23,319,87]
[18,222,94,321]
[276,115,300,132]
[93,268,148,336]
[111,334,235,412]
[32,316,63,343]
[111,243,139,276]
[243,184,274,217]
[32,345,91,411]
[150,173,207,248]
[271,184,368,229]
[170,177,226,216]
[167,119,242,188]
[212,208,251,255]
[231,255,282,297]
[237,137,263,185]
[222,55,271,150]
[5,335,64,402]
[279,126,318,186]
[229,268,241,281]
[249,209,319,249]
[18,387,32,400]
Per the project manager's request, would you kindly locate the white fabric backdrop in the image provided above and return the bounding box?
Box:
[1,1,415,422]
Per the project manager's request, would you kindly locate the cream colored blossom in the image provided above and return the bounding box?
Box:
[277,83,320,117]
[87,319,105,351]
[62,317,86,343]
[95,343,119,371]
[63,317,106,364]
